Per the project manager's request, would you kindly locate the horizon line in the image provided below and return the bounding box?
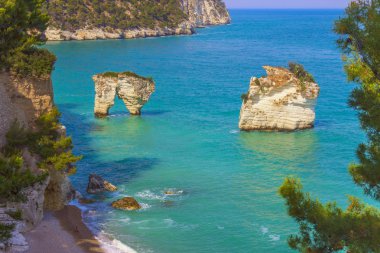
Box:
[227,8,345,10]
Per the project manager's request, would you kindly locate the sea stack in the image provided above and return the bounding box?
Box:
[239,65,320,131]
[93,71,155,117]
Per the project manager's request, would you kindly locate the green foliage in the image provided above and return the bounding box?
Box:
[279,1,380,252]
[0,154,47,202]
[0,0,49,67]
[0,0,53,78]
[101,71,153,82]
[279,178,380,253]
[5,210,22,220]
[9,48,56,79]
[0,223,14,242]
[6,108,82,175]
[335,0,380,80]
[46,0,187,31]
[288,62,316,83]
[334,0,380,200]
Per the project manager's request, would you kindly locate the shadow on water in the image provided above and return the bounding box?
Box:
[56,103,159,192]
[108,110,171,117]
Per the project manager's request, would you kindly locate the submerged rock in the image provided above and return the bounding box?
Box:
[93,71,155,117]
[164,189,185,195]
[239,66,320,131]
[111,197,141,211]
[87,174,117,194]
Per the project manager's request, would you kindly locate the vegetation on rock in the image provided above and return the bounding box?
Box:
[100,71,153,82]
[288,62,315,83]
[0,223,14,243]
[5,108,82,175]
[0,154,47,203]
[279,1,380,252]
[45,0,187,31]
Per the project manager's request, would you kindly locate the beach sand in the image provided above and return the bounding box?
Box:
[25,205,104,253]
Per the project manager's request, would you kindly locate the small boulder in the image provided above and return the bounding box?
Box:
[111,197,141,211]
[87,174,117,194]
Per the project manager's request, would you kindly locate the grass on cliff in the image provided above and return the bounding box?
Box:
[101,71,153,82]
[46,0,187,31]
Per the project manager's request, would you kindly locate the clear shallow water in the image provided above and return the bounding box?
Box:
[45,9,377,253]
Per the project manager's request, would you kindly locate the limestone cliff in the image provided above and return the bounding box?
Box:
[93,72,155,116]
[0,71,76,251]
[0,72,54,146]
[45,0,230,41]
[239,66,320,131]
[181,0,231,26]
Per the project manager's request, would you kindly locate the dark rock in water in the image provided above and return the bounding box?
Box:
[162,200,176,208]
[111,197,141,211]
[87,174,117,194]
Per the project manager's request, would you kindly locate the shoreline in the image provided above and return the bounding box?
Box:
[25,205,104,253]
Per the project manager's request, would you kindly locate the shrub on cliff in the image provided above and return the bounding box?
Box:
[0,223,14,243]
[0,154,47,203]
[279,1,380,252]
[4,108,81,177]
[288,62,315,83]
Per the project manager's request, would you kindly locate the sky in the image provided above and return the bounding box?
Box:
[224,0,352,9]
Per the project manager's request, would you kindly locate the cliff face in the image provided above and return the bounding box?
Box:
[93,72,155,116]
[239,66,320,131]
[181,0,231,26]
[45,0,230,41]
[0,72,54,146]
[0,71,76,250]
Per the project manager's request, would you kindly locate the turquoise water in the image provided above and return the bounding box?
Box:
[45,9,377,253]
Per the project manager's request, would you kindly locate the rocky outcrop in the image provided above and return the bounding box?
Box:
[6,178,50,232]
[0,177,49,252]
[181,0,231,26]
[0,71,77,251]
[43,170,76,211]
[87,174,117,194]
[45,0,230,41]
[0,72,54,147]
[45,21,194,41]
[112,197,141,211]
[93,72,155,117]
[239,66,320,131]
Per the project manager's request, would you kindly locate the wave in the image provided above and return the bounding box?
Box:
[71,200,138,253]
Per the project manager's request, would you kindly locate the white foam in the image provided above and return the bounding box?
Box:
[140,203,152,210]
[229,129,239,134]
[71,201,138,253]
[269,234,280,241]
[136,190,165,200]
[260,226,268,235]
[96,232,137,253]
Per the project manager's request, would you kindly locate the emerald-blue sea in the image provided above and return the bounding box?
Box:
[45,9,376,253]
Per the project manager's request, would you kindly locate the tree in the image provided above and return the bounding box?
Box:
[279,1,380,252]
[0,0,49,68]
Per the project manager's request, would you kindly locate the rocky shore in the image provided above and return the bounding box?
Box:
[45,0,231,41]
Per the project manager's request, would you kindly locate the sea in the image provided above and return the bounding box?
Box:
[45,9,377,253]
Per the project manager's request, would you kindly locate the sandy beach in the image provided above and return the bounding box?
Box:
[25,205,104,253]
